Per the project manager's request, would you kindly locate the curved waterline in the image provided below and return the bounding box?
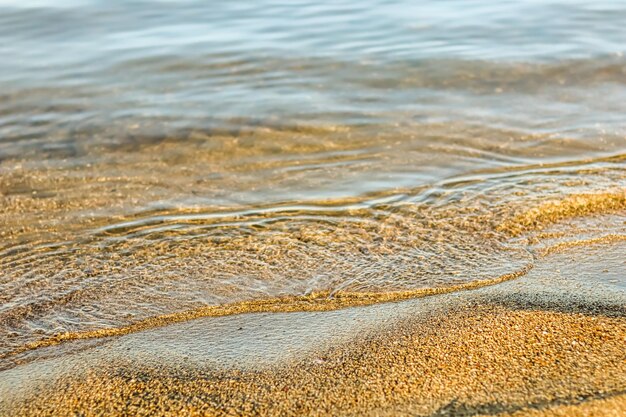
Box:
[5,226,626,361]
[540,234,626,256]
[498,192,626,236]
[0,263,534,360]
[2,189,626,360]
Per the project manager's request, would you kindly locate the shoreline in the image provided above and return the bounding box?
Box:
[4,231,624,366]
[2,240,625,416]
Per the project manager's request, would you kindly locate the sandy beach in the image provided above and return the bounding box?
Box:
[2,2,626,415]
[2,239,624,416]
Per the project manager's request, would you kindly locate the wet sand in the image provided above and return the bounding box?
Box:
[5,307,625,417]
[2,1,626,415]
[2,240,625,416]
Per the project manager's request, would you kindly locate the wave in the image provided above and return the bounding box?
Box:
[1,186,625,365]
[499,192,626,236]
[3,228,625,362]
[0,264,533,361]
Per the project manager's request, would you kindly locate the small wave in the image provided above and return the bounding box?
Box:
[499,192,626,236]
[3,229,625,361]
[0,264,533,361]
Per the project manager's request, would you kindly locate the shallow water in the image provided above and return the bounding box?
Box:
[1,0,625,366]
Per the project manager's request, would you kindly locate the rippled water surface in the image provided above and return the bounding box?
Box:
[1,0,625,366]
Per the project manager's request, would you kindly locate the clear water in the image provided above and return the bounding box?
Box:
[0,0,625,365]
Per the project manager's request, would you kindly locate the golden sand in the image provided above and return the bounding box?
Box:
[1,195,625,416]
[502,394,626,417]
[0,264,532,360]
[4,227,622,363]
[539,234,626,256]
[6,303,625,416]
[498,191,626,236]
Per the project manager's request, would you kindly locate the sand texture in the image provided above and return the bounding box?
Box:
[1,239,625,416]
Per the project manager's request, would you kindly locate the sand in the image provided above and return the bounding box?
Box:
[1,240,625,416]
[5,305,625,416]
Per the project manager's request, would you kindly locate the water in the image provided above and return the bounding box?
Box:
[1,0,625,366]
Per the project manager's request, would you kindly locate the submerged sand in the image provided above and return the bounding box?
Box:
[1,241,625,416]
